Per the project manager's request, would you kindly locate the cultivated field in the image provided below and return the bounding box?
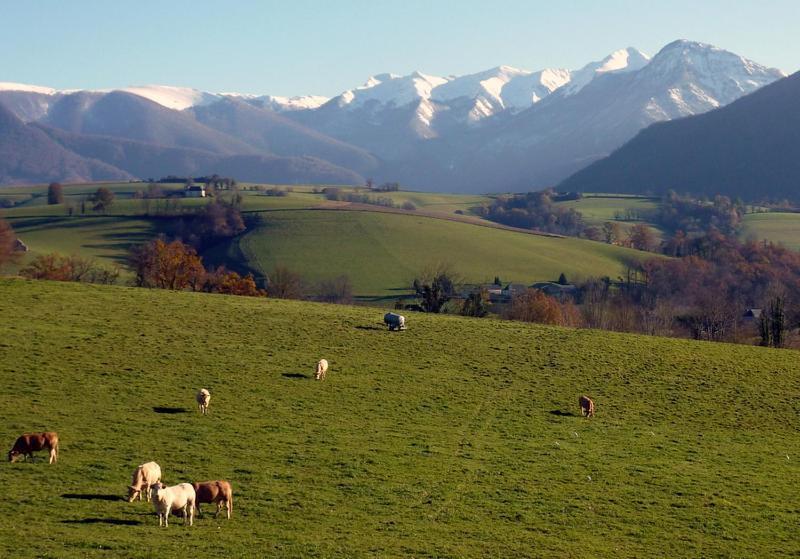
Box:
[1,279,798,557]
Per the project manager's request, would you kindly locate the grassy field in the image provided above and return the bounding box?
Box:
[6,216,158,271]
[741,212,800,251]
[0,279,798,558]
[3,186,649,297]
[554,194,660,225]
[227,209,648,297]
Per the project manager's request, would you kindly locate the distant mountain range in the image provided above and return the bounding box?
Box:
[0,40,786,190]
[559,69,800,200]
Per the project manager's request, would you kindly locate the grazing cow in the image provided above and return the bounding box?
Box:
[579,395,595,418]
[383,312,406,331]
[315,359,329,381]
[8,432,59,464]
[192,480,233,519]
[127,461,162,502]
[150,482,196,527]
[196,388,211,415]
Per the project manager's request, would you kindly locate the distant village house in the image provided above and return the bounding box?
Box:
[184,185,206,198]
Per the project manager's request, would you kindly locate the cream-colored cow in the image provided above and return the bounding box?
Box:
[127,461,161,502]
[196,389,211,414]
[150,482,196,527]
[315,359,329,381]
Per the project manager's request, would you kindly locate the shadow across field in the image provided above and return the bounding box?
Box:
[549,409,576,417]
[152,406,189,414]
[281,372,309,379]
[354,325,383,331]
[62,493,124,502]
[61,518,141,526]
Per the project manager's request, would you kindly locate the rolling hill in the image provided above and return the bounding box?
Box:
[0,279,797,557]
[559,70,800,201]
[220,209,653,297]
[3,183,649,296]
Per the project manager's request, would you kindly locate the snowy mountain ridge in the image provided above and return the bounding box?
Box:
[0,45,654,118]
[0,40,790,192]
[2,41,781,122]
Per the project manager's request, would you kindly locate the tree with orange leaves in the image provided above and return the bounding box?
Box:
[130,239,205,290]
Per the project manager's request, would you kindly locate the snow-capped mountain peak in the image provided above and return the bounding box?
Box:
[638,39,786,118]
[336,71,449,108]
[432,65,530,103]
[564,47,651,95]
[116,85,219,110]
[0,82,58,95]
[500,68,573,110]
[256,95,330,111]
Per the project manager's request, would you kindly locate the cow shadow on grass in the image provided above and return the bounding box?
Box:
[153,406,189,414]
[62,493,125,502]
[62,518,141,526]
[549,409,577,417]
[354,325,383,331]
[281,372,310,379]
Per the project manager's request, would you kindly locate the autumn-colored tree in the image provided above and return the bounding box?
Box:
[170,200,246,249]
[47,182,64,205]
[20,253,119,284]
[602,222,623,245]
[267,266,306,299]
[506,289,563,325]
[205,267,264,297]
[627,223,659,252]
[0,217,19,269]
[560,300,584,327]
[130,239,205,290]
[583,226,603,241]
[92,187,115,212]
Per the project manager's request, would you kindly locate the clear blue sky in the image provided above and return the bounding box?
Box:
[2,0,798,97]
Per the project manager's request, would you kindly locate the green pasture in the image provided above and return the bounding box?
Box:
[554,195,659,225]
[5,216,159,277]
[228,210,652,297]
[741,212,800,251]
[0,279,798,557]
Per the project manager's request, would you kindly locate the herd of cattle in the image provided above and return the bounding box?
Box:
[7,313,596,528]
[6,389,233,528]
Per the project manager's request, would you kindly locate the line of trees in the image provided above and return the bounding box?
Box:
[477,189,585,236]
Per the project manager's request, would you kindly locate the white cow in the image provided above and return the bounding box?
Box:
[196,389,211,414]
[383,313,406,331]
[127,461,162,502]
[150,482,196,527]
[315,359,329,381]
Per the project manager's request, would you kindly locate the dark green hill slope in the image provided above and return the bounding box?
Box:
[559,71,800,201]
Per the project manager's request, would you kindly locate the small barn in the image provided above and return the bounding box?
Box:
[185,185,206,198]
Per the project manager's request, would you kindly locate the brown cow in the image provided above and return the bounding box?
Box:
[579,395,595,418]
[192,480,233,519]
[8,432,59,463]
